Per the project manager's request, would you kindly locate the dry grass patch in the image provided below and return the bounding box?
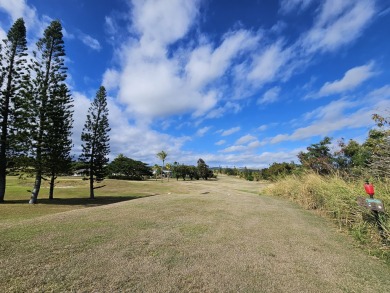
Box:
[263,173,390,262]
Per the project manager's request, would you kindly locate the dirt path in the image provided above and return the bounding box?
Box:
[1,175,390,292]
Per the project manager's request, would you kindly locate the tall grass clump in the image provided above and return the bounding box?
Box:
[263,172,390,260]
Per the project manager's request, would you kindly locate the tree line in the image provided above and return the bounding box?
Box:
[218,114,389,181]
[0,18,110,203]
[107,153,214,182]
[170,158,214,181]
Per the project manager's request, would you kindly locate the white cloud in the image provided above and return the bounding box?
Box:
[0,0,36,25]
[301,0,376,53]
[72,90,191,164]
[105,16,117,35]
[236,134,257,145]
[248,140,264,148]
[0,0,50,38]
[367,85,390,100]
[109,122,190,163]
[258,124,268,131]
[79,33,101,51]
[221,127,241,136]
[269,93,390,144]
[62,27,75,40]
[248,42,291,84]
[198,148,303,168]
[220,145,246,153]
[117,46,217,121]
[220,138,265,153]
[215,140,226,146]
[318,62,375,96]
[219,131,265,154]
[71,92,93,154]
[196,126,211,137]
[131,0,200,47]
[108,16,259,122]
[258,86,281,104]
[185,29,260,88]
[0,27,6,40]
[102,69,120,91]
[105,0,240,122]
[234,0,377,96]
[279,0,314,14]
[270,21,287,34]
[379,6,390,17]
[205,102,241,119]
[100,0,378,127]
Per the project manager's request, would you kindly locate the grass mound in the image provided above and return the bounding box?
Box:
[263,173,390,261]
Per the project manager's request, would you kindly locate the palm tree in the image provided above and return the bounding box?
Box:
[165,163,172,181]
[156,151,168,180]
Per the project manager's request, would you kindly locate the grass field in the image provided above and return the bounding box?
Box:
[1,175,390,292]
[1,176,168,225]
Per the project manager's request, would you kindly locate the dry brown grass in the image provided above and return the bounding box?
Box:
[263,173,390,256]
[1,175,390,292]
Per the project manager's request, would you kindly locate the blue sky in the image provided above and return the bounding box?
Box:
[1,0,389,168]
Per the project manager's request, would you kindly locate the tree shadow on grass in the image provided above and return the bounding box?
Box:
[1,194,158,206]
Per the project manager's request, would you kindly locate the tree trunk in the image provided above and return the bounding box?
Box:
[161,160,164,182]
[0,45,17,203]
[0,96,9,203]
[89,159,94,199]
[29,172,41,204]
[49,173,56,200]
[89,174,94,199]
[0,167,5,203]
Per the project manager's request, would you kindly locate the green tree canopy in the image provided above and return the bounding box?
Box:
[0,18,28,202]
[157,151,167,168]
[298,137,334,175]
[197,158,211,180]
[107,154,152,180]
[14,20,70,204]
[80,86,110,199]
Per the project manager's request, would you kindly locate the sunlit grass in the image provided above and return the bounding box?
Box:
[0,176,167,224]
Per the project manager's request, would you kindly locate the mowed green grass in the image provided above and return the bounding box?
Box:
[1,176,171,224]
[1,175,390,292]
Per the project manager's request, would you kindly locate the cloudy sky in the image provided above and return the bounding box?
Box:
[1,0,389,168]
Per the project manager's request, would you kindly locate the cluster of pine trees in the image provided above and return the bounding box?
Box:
[0,19,110,203]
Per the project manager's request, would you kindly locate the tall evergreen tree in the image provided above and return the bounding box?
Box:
[0,18,28,202]
[19,20,69,204]
[80,86,110,199]
[46,84,73,199]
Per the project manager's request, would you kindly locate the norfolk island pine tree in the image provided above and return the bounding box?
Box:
[14,20,70,204]
[0,18,28,202]
[80,86,110,199]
